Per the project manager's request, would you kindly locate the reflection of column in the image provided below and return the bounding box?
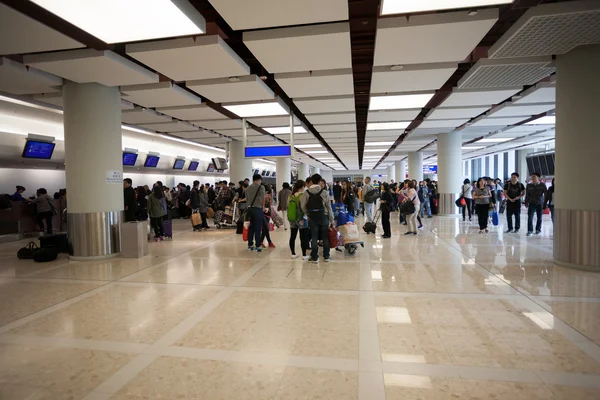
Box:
[297,163,310,181]
[387,165,395,182]
[554,44,600,271]
[395,160,406,182]
[276,157,291,192]
[408,152,423,181]
[229,140,253,184]
[63,82,122,259]
[437,131,462,215]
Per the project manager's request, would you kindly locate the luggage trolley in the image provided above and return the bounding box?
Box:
[215,201,239,229]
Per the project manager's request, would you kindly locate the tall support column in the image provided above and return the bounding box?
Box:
[387,165,395,182]
[517,149,532,182]
[437,131,462,215]
[276,158,291,192]
[395,160,406,182]
[408,151,423,181]
[555,44,600,271]
[311,166,321,175]
[297,163,310,181]
[229,140,253,184]
[63,82,122,259]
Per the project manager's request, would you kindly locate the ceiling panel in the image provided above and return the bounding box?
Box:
[24,49,158,87]
[471,116,527,127]
[275,69,354,98]
[193,119,241,130]
[427,106,489,120]
[156,104,227,121]
[187,75,274,103]
[32,93,134,110]
[121,82,202,108]
[367,109,421,122]
[248,116,302,127]
[314,124,356,133]
[457,57,555,89]
[487,102,555,118]
[121,109,172,124]
[374,9,498,66]
[295,95,355,114]
[306,112,356,125]
[138,120,199,133]
[514,84,555,104]
[320,131,357,138]
[244,23,352,73]
[0,3,83,55]
[127,36,250,81]
[0,58,62,95]
[419,118,469,129]
[371,63,457,93]
[440,88,521,107]
[171,130,223,140]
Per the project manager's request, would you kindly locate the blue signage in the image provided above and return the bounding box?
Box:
[423,165,437,174]
[245,145,292,158]
[22,140,55,160]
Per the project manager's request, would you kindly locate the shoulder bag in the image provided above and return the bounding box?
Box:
[400,196,416,215]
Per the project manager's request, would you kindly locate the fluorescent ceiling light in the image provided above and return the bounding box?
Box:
[295,144,322,149]
[364,148,388,152]
[265,126,307,134]
[121,124,225,153]
[223,102,288,118]
[370,93,434,111]
[367,122,410,130]
[476,138,512,143]
[306,150,329,154]
[366,141,395,146]
[381,0,513,15]
[525,115,555,125]
[30,0,206,43]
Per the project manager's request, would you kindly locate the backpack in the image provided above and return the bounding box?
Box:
[364,189,378,203]
[287,194,304,222]
[306,189,325,220]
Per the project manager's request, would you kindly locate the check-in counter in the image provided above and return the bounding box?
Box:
[0,199,66,236]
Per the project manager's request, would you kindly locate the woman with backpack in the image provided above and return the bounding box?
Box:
[288,180,309,260]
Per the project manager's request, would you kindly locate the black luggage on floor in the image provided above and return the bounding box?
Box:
[236,218,244,234]
[363,209,381,235]
[17,242,40,259]
[34,247,59,262]
[39,233,69,253]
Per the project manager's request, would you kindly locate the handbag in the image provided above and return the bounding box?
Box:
[242,221,250,241]
[455,186,467,208]
[207,207,215,219]
[399,196,416,215]
[328,226,340,248]
[17,241,40,259]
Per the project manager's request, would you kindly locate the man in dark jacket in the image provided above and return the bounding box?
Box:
[333,181,342,203]
[525,172,548,236]
[190,180,200,211]
[123,178,137,222]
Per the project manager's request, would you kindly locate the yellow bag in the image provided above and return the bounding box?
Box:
[207,207,215,219]
[191,212,202,227]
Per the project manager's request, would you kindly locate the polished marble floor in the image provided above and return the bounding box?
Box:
[0,213,599,399]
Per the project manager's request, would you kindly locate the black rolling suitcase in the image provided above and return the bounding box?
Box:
[363,209,381,235]
[39,233,69,253]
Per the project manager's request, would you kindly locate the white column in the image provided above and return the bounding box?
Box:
[276,157,291,192]
[554,44,600,271]
[387,165,395,182]
[517,149,532,183]
[395,160,406,182]
[229,140,253,184]
[311,166,321,175]
[297,163,310,181]
[63,82,122,259]
[437,131,462,215]
[408,151,423,181]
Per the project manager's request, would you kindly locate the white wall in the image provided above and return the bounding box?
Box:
[0,168,66,197]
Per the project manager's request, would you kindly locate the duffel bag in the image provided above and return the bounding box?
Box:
[17,242,39,259]
[33,247,59,263]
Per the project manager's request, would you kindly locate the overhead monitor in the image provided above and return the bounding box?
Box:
[188,161,199,171]
[207,163,215,172]
[265,171,271,177]
[423,165,437,174]
[261,170,267,176]
[245,145,292,158]
[173,159,185,170]
[122,152,138,166]
[212,157,228,170]
[144,155,160,168]
[22,140,56,160]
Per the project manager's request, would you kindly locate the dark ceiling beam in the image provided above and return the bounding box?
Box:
[348,0,380,169]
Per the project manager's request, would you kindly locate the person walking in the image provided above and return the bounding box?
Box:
[411,180,424,229]
[277,182,292,231]
[525,172,548,236]
[461,179,473,222]
[404,181,420,235]
[379,182,393,238]
[148,186,166,241]
[473,178,492,234]
[504,173,525,233]
[363,177,376,223]
[301,174,335,263]
[288,180,310,260]
[246,174,266,252]
[198,185,210,230]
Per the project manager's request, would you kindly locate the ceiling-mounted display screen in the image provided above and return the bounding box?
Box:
[188,161,199,171]
[173,159,185,170]
[122,152,138,166]
[22,140,56,160]
[207,164,215,172]
[245,145,292,158]
[212,157,228,170]
[144,155,160,168]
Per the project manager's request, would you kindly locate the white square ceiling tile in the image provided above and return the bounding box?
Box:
[156,104,227,121]
[419,118,469,129]
[306,113,356,124]
[315,124,356,133]
[295,95,355,114]
[217,128,263,138]
[127,36,249,81]
[248,116,301,127]
[471,116,527,127]
[244,23,352,73]
[193,119,241,130]
[24,49,158,86]
[427,106,489,120]
[276,69,354,98]
[374,9,498,66]
[208,0,348,30]
[121,108,172,124]
[121,82,201,108]
[487,103,555,118]
[0,4,83,55]
[514,85,555,104]
[440,88,521,107]
[187,75,274,103]
[0,57,62,95]
[367,109,421,122]
[138,120,199,132]
[371,63,457,93]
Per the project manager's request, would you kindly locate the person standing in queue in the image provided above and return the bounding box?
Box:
[147,186,166,241]
[288,180,310,260]
[198,184,210,230]
[473,178,492,234]
[123,178,137,222]
[301,174,335,264]
[504,173,525,233]
[363,177,375,223]
[277,182,292,231]
[379,182,393,239]
[246,174,266,252]
[525,172,548,236]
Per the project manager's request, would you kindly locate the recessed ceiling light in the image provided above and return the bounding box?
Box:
[370,93,434,111]
[380,0,513,16]
[525,115,555,125]
[390,65,403,71]
[367,122,410,130]
[365,142,395,146]
[30,0,206,43]
[223,101,288,117]
[265,126,308,134]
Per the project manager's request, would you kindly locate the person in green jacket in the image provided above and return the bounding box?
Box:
[148,186,166,241]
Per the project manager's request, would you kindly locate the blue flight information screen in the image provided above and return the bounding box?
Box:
[245,145,291,158]
[122,152,138,166]
[144,155,160,168]
[173,159,185,170]
[188,161,199,171]
[22,140,56,160]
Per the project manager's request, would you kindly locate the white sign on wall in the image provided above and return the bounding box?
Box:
[106,170,123,185]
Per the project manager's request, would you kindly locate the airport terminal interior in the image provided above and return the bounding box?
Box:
[0,0,599,399]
